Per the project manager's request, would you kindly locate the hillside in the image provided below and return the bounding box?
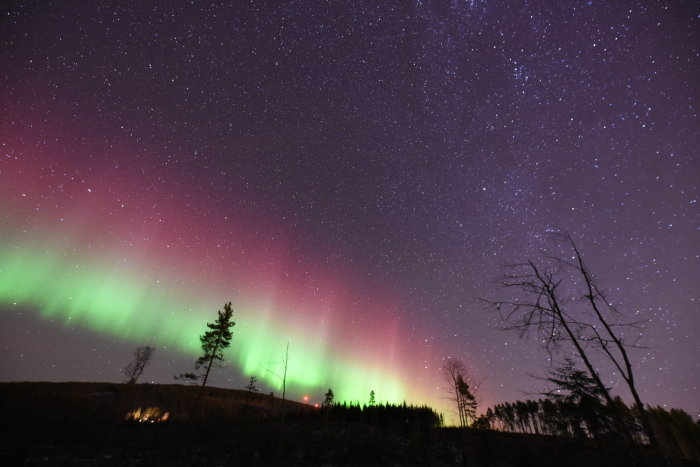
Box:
[0,381,311,423]
[1,382,695,466]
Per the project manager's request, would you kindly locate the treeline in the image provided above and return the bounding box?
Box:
[478,397,700,462]
[289,401,443,431]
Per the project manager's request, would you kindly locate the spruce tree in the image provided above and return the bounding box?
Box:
[323,388,335,407]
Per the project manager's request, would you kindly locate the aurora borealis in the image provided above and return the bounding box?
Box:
[1,1,698,418]
[0,152,427,405]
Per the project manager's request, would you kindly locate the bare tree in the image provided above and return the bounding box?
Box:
[264,342,289,405]
[122,345,154,384]
[488,233,656,445]
[564,236,656,445]
[263,342,290,426]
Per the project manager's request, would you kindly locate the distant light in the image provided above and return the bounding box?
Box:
[303,395,309,403]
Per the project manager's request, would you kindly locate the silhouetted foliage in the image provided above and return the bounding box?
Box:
[442,358,477,427]
[457,375,477,425]
[486,398,612,438]
[302,400,442,430]
[122,345,154,384]
[544,358,608,404]
[196,302,236,388]
[368,389,376,406]
[540,359,614,438]
[174,372,199,382]
[323,388,334,408]
[175,302,235,387]
[488,233,655,444]
[647,406,700,462]
[175,302,235,419]
[245,375,259,392]
[481,396,700,463]
[3,382,694,466]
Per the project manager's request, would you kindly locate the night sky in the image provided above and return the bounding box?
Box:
[1,1,698,418]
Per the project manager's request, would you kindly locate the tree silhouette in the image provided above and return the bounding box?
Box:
[245,375,259,392]
[323,387,335,429]
[196,302,236,389]
[647,406,700,461]
[264,342,290,420]
[544,358,607,404]
[176,302,235,418]
[488,233,655,445]
[442,358,477,427]
[323,388,334,407]
[457,374,477,426]
[122,345,154,384]
[368,390,376,406]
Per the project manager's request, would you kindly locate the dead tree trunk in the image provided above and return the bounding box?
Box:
[488,233,654,445]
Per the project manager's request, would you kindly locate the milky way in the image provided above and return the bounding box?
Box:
[1,1,698,416]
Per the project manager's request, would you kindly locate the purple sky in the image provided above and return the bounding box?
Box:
[1,1,698,416]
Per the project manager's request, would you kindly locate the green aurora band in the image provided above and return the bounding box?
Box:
[0,242,410,404]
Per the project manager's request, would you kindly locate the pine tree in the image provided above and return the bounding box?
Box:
[195,302,236,388]
[323,388,335,407]
[323,388,335,429]
[177,302,236,419]
[245,375,259,392]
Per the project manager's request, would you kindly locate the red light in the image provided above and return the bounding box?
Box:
[303,395,309,403]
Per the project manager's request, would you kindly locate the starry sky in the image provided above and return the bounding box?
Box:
[1,1,698,417]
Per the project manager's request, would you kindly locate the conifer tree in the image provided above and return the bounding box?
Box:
[196,302,236,389]
[177,302,236,418]
[323,388,335,407]
[245,375,259,392]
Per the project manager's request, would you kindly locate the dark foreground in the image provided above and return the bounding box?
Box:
[1,382,695,466]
